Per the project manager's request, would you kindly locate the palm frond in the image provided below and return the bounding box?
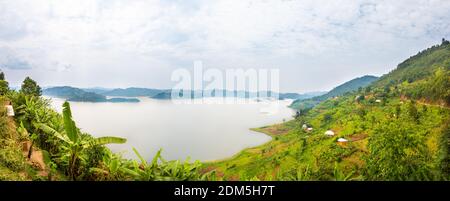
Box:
[94,136,127,145]
[62,101,78,142]
[35,122,71,143]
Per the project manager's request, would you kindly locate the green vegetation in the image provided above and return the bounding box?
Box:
[291,75,378,110]
[36,101,127,180]
[0,71,8,96]
[20,77,42,97]
[203,41,450,181]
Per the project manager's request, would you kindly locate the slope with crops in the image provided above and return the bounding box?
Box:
[203,40,450,181]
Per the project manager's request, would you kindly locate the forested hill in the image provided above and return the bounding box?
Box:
[317,75,378,100]
[371,39,450,106]
[290,75,378,109]
[374,39,450,88]
[43,86,139,102]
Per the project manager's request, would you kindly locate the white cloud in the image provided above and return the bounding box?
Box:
[0,0,449,92]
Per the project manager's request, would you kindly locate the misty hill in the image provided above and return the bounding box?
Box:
[290,75,379,109]
[150,89,320,100]
[45,85,323,101]
[281,91,326,100]
[101,87,163,97]
[82,87,112,94]
[43,86,139,103]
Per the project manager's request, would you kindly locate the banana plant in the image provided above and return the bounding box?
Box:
[122,148,161,181]
[123,148,209,181]
[36,101,126,180]
[89,150,127,180]
[15,96,51,155]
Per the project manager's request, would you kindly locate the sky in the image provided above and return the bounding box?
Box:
[0,0,449,93]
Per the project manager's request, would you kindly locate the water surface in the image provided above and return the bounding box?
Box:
[47,97,294,161]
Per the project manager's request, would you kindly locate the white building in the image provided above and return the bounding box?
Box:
[324,130,335,136]
[337,138,348,142]
[5,105,14,117]
[302,124,308,129]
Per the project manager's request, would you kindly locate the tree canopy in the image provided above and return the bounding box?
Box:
[20,77,42,97]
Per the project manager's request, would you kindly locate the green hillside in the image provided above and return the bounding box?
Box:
[204,41,450,181]
[290,75,378,110]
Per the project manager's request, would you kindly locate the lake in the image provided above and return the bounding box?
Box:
[46,97,294,162]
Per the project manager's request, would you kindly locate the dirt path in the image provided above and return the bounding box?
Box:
[21,141,48,177]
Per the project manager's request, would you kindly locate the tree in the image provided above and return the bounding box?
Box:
[37,101,126,180]
[0,80,8,95]
[428,68,450,105]
[20,77,41,97]
[366,119,430,180]
[0,71,8,95]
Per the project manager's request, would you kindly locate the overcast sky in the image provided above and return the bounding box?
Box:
[0,0,449,93]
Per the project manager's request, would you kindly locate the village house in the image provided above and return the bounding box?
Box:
[324,130,335,136]
[337,138,349,146]
[302,124,308,130]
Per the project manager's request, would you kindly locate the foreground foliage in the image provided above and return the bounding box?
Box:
[0,76,209,181]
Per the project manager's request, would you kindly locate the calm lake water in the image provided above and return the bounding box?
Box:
[46,97,294,162]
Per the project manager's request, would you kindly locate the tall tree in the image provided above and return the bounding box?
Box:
[0,71,8,95]
[20,77,42,97]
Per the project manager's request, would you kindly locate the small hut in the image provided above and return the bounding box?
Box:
[302,124,308,130]
[337,138,349,146]
[324,130,335,136]
[337,138,348,142]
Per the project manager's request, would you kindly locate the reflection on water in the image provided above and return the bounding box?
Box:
[46,97,294,161]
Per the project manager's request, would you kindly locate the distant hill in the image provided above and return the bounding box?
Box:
[150,89,320,100]
[82,87,112,94]
[279,91,326,100]
[290,75,379,109]
[43,86,140,103]
[45,86,317,101]
[101,87,163,97]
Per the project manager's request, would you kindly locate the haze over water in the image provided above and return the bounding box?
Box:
[47,97,294,161]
